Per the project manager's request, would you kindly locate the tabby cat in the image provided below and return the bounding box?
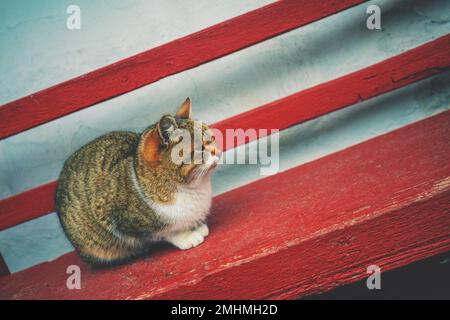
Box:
[56,98,221,266]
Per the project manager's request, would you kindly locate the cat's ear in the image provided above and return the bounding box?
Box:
[157,115,178,147]
[141,115,177,166]
[175,97,193,119]
[141,129,162,166]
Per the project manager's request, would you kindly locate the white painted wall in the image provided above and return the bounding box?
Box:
[0,0,449,273]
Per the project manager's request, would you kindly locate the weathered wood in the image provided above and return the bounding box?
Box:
[214,34,450,143]
[0,0,365,139]
[1,110,449,299]
[0,182,57,231]
[1,35,449,231]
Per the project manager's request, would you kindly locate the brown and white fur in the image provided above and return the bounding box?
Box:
[56,98,221,266]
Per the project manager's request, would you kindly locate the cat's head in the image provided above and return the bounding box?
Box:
[138,98,221,185]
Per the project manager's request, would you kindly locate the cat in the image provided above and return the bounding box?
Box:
[56,98,221,266]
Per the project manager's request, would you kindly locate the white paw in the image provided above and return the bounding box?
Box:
[195,223,209,237]
[166,230,205,250]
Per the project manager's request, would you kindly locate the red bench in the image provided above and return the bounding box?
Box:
[1,110,449,299]
[0,0,449,299]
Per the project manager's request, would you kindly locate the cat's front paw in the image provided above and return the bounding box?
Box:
[166,230,205,250]
[194,223,209,237]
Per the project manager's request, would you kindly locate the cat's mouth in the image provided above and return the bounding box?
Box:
[187,155,220,185]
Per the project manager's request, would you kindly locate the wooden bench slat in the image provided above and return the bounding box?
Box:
[1,110,449,299]
[1,35,449,231]
[213,34,450,144]
[0,0,365,139]
[0,182,57,232]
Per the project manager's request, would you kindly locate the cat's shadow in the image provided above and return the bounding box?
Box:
[87,242,174,272]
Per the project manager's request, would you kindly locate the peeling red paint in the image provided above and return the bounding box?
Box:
[1,35,449,231]
[1,110,449,299]
[0,0,365,139]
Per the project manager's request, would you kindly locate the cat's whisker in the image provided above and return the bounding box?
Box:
[191,165,209,185]
[193,168,205,184]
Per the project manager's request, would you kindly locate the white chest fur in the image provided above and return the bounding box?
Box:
[129,160,213,237]
[153,178,212,233]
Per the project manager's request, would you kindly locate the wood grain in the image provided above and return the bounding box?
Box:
[0,0,365,139]
[1,110,449,299]
[1,35,449,231]
[214,34,450,143]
